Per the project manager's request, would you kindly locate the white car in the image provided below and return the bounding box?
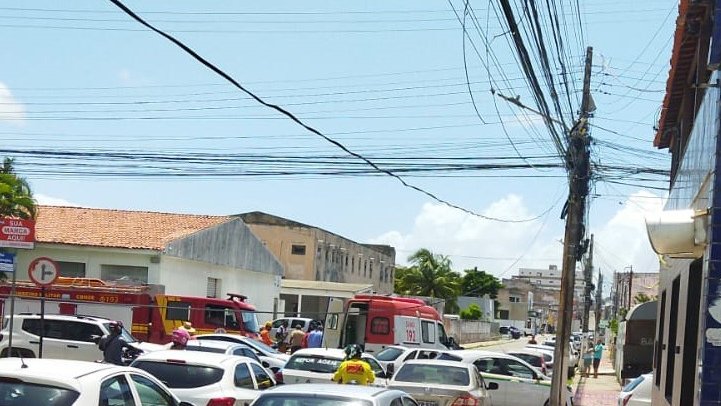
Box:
[0,358,191,406]
[388,359,494,406]
[250,383,419,406]
[527,343,578,376]
[195,333,288,371]
[447,349,573,406]
[375,345,447,374]
[618,373,652,406]
[132,350,276,406]
[279,347,389,386]
[185,340,275,371]
[0,313,163,362]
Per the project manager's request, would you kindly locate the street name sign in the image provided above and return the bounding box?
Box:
[0,252,14,273]
[0,218,35,249]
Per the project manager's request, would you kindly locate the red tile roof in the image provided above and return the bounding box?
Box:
[35,206,232,250]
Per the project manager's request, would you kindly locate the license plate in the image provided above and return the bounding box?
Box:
[418,402,438,406]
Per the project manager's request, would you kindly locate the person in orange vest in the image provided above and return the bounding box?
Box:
[332,344,375,385]
[259,321,273,346]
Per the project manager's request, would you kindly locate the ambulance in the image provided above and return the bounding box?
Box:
[0,277,260,343]
[323,294,452,354]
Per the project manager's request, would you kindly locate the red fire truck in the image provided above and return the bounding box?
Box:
[323,294,451,354]
[0,278,260,343]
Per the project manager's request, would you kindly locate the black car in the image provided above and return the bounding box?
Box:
[499,326,522,339]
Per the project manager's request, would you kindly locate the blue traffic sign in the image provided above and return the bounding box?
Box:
[0,252,15,273]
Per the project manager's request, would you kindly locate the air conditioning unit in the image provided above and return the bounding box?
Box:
[645,209,708,258]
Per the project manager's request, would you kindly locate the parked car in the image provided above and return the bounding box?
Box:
[388,359,494,406]
[499,326,522,339]
[527,342,578,376]
[185,339,265,366]
[250,384,419,406]
[446,349,574,406]
[278,347,389,386]
[132,350,276,406]
[507,349,550,376]
[269,317,319,338]
[375,345,447,374]
[0,358,191,406]
[0,313,163,362]
[618,373,652,406]
[195,333,289,371]
[524,345,556,373]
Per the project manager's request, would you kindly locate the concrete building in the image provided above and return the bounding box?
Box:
[612,271,659,314]
[515,264,585,297]
[13,206,283,315]
[238,212,395,294]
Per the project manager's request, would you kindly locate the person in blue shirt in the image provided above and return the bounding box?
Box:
[593,339,604,378]
[307,325,324,348]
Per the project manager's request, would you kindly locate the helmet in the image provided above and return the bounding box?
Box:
[171,328,191,347]
[108,321,123,334]
[344,344,362,360]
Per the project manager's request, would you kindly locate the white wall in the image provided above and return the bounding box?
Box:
[159,256,280,320]
[14,244,160,283]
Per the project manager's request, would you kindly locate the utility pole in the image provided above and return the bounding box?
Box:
[595,269,603,334]
[550,46,593,406]
[582,234,594,332]
[627,265,633,310]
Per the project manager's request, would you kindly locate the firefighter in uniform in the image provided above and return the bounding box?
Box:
[332,344,375,385]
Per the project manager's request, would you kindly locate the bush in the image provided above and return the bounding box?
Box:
[459,304,483,320]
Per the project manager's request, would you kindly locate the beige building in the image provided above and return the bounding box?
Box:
[238,212,395,294]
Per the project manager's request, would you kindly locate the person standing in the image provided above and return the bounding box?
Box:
[582,339,594,377]
[593,339,604,378]
[98,321,129,365]
[289,325,305,354]
[167,328,191,350]
[260,321,274,346]
[275,320,289,353]
[332,344,375,385]
[307,326,323,348]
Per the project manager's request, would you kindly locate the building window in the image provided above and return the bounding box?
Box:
[100,265,148,284]
[345,256,349,268]
[291,244,306,255]
[370,317,390,335]
[498,310,510,319]
[207,277,221,298]
[364,261,367,277]
[57,261,86,278]
[351,257,355,274]
[509,296,520,303]
[369,263,373,279]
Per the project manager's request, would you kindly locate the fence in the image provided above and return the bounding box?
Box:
[444,319,501,344]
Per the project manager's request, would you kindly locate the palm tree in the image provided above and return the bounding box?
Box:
[395,248,461,307]
[0,158,36,219]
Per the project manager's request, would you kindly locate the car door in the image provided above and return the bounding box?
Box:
[44,320,97,360]
[494,357,545,406]
[473,357,508,406]
[128,373,179,406]
[250,362,276,390]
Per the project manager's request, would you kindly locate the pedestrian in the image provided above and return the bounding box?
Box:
[179,321,196,338]
[289,325,305,354]
[260,321,274,346]
[98,320,130,365]
[275,320,289,353]
[301,325,312,348]
[332,344,375,385]
[582,340,593,377]
[307,325,323,348]
[528,335,538,344]
[593,339,604,378]
[167,328,191,350]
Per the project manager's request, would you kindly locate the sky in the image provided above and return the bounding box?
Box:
[0,0,677,295]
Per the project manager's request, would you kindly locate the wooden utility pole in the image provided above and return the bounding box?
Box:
[627,265,633,309]
[550,46,593,406]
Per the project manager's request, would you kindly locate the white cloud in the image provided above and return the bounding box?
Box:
[369,190,665,281]
[34,194,78,207]
[0,82,25,124]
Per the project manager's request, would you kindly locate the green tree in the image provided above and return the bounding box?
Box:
[461,267,504,298]
[0,158,36,219]
[394,248,461,311]
[634,292,654,304]
[459,303,483,320]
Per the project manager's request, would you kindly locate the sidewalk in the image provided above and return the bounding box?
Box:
[572,354,620,406]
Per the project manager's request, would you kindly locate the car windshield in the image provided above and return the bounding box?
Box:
[242,311,260,333]
[510,353,541,367]
[185,345,226,354]
[243,337,281,354]
[284,355,342,374]
[253,395,372,406]
[376,347,405,361]
[0,379,80,406]
[394,364,470,386]
[622,375,646,392]
[103,323,137,343]
[132,361,224,389]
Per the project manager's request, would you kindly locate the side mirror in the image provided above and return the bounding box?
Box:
[486,382,499,390]
[386,364,395,378]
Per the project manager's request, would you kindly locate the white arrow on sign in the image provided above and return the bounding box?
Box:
[28,257,60,286]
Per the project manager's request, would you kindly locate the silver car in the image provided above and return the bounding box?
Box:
[388,360,494,406]
[250,383,419,406]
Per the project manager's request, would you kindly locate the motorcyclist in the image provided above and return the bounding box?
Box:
[167,328,191,350]
[98,321,129,365]
[332,344,375,385]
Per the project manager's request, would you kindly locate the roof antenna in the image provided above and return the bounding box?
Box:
[18,352,28,369]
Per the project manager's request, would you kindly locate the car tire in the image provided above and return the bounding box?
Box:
[0,348,35,358]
